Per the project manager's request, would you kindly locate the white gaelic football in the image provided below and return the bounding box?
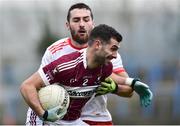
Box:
[38,84,70,111]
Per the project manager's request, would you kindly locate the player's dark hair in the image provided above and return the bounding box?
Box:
[88,24,122,46]
[67,3,94,22]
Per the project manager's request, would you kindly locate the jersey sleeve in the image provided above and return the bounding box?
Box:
[38,61,58,86]
[40,48,54,67]
[111,53,126,74]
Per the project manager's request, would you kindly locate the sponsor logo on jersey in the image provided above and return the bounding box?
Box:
[61,91,69,108]
[66,85,99,98]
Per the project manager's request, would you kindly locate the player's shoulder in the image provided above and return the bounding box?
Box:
[54,50,83,67]
[61,49,83,61]
[47,37,71,54]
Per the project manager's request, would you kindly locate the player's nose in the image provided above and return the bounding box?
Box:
[112,52,117,59]
[79,20,85,27]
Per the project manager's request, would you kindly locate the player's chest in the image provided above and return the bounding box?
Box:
[58,65,103,87]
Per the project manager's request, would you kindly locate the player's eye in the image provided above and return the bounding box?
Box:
[111,45,119,52]
[83,17,90,22]
[111,48,116,52]
[72,18,80,22]
[111,47,118,51]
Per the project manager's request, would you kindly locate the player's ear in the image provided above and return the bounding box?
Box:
[66,22,70,31]
[94,39,102,49]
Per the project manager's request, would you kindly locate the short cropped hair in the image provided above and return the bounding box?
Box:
[67,3,94,22]
[88,24,122,46]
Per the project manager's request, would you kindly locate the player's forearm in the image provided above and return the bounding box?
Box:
[110,73,133,96]
[115,84,133,97]
[110,73,127,85]
[20,72,45,117]
[20,82,45,117]
[115,71,129,78]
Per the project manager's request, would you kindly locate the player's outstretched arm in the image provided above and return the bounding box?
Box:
[128,79,153,107]
[96,74,153,107]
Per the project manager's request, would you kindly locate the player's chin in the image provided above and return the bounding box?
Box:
[105,59,111,64]
[78,34,88,41]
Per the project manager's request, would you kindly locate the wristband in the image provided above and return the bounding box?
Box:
[125,78,134,86]
[125,78,140,89]
[42,110,48,120]
[131,78,140,89]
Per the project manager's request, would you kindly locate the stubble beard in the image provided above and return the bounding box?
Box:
[94,54,107,66]
[70,29,89,45]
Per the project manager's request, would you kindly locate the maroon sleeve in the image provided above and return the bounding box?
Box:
[42,61,59,84]
[40,51,80,85]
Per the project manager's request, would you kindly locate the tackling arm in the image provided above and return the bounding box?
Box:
[112,71,153,107]
[110,53,133,97]
[110,72,133,97]
[96,74,153,107]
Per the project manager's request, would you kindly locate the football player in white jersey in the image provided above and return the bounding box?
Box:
[22,3,153,125]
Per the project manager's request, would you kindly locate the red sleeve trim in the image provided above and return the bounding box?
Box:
[113,67,126,74]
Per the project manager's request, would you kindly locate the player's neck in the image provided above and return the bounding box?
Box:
[86,48,100,69]
[71,39,88,49]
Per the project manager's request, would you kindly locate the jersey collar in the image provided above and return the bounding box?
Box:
[68,38,88,50]
[81,48,88,69]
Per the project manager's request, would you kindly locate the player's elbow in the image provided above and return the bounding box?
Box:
[20,82,26,95]
[20,80,30,95]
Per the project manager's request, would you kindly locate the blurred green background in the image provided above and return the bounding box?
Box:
[0,0,180,124]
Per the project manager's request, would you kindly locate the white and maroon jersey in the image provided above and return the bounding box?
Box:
[39,48,113,121]
[40,37,85,67]
[26,37,126,125]
[40,37,124,73]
